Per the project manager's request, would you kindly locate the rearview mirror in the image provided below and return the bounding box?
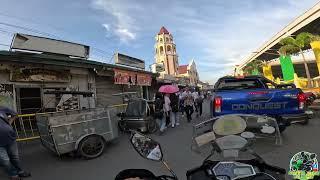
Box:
[130,132,163,161]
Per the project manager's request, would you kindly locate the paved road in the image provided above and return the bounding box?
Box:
[1,101,320,180]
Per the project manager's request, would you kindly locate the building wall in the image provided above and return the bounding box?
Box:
[0,62,95,113]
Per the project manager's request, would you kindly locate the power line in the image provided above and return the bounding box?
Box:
[0,27,13,35]
[92,47,113,56]
[0,12,116,55]
[0,26,115,57]
[0,22,61,39]
[0,12,65,33]
[0,12,116,61]
[108,53,115,64]
[0,43,10,47]
[0,23,115,57]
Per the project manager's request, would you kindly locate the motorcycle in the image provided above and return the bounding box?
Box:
[116,114,287,180]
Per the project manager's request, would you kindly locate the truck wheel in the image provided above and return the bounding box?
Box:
[148,119,158,133]
[78,135,105,159]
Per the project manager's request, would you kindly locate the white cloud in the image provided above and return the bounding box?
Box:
[92,0,140,42]
[114,27,136,42]
[91,0,319,83]
[102,23,110,31]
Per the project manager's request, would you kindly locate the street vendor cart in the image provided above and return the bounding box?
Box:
[36,90,119,159]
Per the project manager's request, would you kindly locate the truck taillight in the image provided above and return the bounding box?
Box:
[214,96,222,113]
[297,92,306,109]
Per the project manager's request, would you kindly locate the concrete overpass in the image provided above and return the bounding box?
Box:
[239,2,320,69]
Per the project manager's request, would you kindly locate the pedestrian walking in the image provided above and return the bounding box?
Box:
[179,89,185,118]
[154,93,166,134]
[170,93,180,127]
[184,88,194,122]
[196,91,204,117]
[0,107,31,180]
[192,89,199,116]
[164,93,171,127]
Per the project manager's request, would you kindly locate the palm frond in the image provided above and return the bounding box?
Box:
[279,37,296,46]
[296,32,312,47]
[279,44,299,55]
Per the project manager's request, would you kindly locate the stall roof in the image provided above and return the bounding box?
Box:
[239,2,320,69]
[0,51,155,76]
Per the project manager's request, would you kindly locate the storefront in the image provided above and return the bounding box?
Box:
[0,51,155,113]
[114,68,153,99]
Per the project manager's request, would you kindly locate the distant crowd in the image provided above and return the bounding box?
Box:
[154,87,212,135]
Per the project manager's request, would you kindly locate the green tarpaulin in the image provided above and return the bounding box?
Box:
[280,55,295,81]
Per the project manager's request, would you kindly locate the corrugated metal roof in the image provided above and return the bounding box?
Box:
[0,51,155,75]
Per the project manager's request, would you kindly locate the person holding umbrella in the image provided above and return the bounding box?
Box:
[158,85,179,127]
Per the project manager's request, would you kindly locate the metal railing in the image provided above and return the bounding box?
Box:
[14,113,43,142]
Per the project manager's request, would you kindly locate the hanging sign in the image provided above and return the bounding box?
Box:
[114,69,151,86]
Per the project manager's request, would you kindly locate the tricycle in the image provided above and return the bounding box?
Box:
[117,98,158,133]
[36,90,119,159]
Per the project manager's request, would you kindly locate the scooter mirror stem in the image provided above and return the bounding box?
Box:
[161,160,178,180]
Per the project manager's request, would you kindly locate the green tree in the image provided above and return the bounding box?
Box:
[279,32,312,87]
[245,60,263,75]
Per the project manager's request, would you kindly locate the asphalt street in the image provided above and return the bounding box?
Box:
[1,100,320,180]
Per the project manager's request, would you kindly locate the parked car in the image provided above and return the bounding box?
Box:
[212,75,313,132]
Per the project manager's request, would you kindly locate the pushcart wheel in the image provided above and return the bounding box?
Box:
[78,135,105,159]
[148,119,158,134]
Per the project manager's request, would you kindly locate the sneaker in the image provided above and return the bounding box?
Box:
[171,125,175,128]
[19,171,31,178]
[176,123,180,126]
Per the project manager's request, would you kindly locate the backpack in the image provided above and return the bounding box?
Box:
[170,95,179,112]
[154,98,164,118]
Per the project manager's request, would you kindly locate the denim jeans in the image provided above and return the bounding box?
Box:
[0,141,23,177]
[185,105,194,121]
[156,116,166,132]
[170,111,179,127]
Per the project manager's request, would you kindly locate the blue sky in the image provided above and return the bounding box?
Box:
[0,0,319,83]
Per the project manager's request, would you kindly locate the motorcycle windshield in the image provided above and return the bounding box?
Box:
[191,114,282,160]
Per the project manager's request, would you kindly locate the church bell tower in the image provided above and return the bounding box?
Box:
[154,26,179,75]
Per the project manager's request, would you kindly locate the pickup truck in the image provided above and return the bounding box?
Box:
[212,76,313,132]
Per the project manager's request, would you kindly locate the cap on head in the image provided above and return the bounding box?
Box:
[0,106,17,119]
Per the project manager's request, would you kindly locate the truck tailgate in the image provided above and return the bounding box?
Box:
[215,88,304,116]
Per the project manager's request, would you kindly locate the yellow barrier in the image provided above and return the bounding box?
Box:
[14,113,40,142]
